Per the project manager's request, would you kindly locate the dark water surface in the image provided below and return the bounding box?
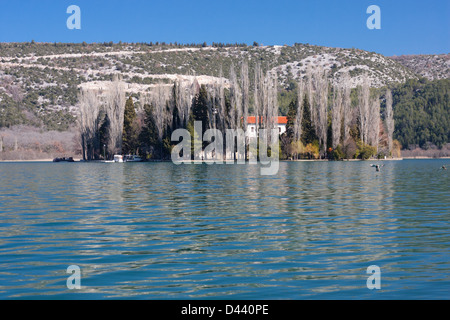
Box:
[0,160,449,299]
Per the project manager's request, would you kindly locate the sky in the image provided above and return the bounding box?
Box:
[0,0,448,56]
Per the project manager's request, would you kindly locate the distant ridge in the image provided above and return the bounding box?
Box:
[391,53,450,80]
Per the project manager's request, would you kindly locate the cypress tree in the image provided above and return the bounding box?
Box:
[99,113,110,159]
[138,104,158,159]
[192,85,209,135]
[285,99,297,140]
[301,94,318,146]
[122,96,138,154]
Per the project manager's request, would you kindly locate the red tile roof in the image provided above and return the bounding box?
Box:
[247,116,287,124]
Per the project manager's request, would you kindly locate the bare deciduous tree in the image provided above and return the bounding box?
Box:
[385,89,395,155]
[254,62,264,134]
[314,68,328,155]
[241,61,250,159]
[306,68,315,131]
[216,66,226,133]
[155,85,170,141]
[104,76,126,157]
[174,80,191,127]
[241,60,249,134]
[332,85,343,149]
[368,94,381,151]
[358,73,371,145]
[229,63,242,130]
[78,87,101,160]
[294,78,305,142]
[341,71,352,144]
[267,70,278,140]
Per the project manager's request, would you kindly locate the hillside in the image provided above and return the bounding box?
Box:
[0,42,418,130]
[390,78,449,150]
[391,53,450,81]
[0,42,449,160]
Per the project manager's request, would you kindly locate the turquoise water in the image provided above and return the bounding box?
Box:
[0,160,449,299]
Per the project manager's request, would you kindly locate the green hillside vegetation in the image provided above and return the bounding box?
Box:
[1,42,449,160]
[390,78,449,149]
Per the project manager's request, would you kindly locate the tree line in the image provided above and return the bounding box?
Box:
[78,61,279,161]
[78,65,399,161]
[280,71,397,160]
[391,78,449,149]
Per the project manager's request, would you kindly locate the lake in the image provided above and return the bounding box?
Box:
[0,159,449,299]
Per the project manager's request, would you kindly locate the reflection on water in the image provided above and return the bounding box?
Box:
[0,160,449,299]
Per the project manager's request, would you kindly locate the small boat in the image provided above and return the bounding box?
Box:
[53,157,75,162]
[124,155,143,162]
[104,155,124,163]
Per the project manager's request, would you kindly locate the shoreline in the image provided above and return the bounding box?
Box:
[2,157,450,163]
[402,156,450,159]
[0,158,82,162]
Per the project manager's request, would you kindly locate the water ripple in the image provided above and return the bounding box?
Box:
[0,160,449,299]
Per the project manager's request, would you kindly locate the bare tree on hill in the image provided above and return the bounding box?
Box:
[341,71,352,145]
[294,78,304,142]
[358,73,371,145]
[385,89,395,155]
[314,68,329,155]
[332,85,343,149]
[104,75,126,157]
[368,94,381,151]
[78,87,101,160]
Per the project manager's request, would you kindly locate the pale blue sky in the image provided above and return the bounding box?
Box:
[0,0,449,56]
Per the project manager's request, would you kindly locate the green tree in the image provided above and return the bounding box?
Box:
[138,104,158,159]
[300,94,318,146]
[281,99,298,159]
[98,113,110,160]
[122,96,139,154]
[392,78,449,149]
[285,99,296,139]
[192,85,209,137]
[355,141,377,160]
